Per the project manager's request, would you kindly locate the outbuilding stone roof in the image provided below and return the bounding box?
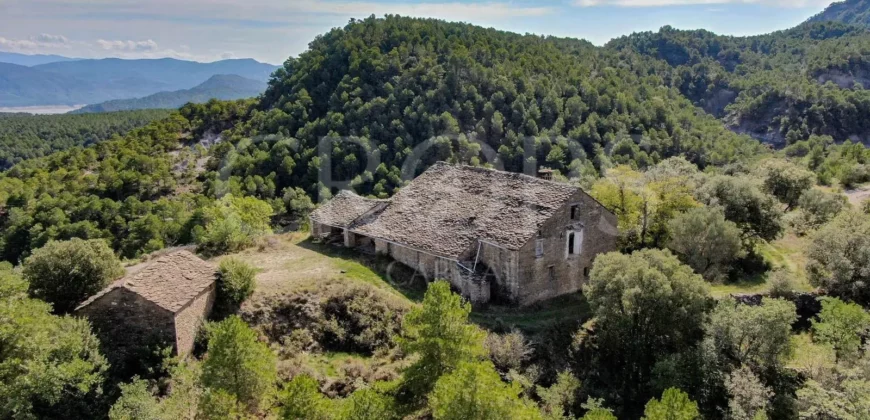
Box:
[310,190,388,228]
[76,251,216,313]
[350,162,580,259]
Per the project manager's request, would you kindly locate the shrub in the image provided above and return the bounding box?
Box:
[484,330,533,373]
[790,189,847,235]
[196,195,273,255]
[246,282,409,355]
[767,269,798,300]
[217,258,258,310]
[22,238,124,313]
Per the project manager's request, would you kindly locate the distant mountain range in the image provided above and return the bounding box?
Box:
[73,74,266,113]
[0,52,78,66]
[0,55,277,107]
[807,0,870,26]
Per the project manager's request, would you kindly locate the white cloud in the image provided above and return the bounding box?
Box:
[575,0,831,7]
[0,33,71,51]
[96,39,158,52]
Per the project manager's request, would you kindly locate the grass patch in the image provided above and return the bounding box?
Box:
[710,232,814,298]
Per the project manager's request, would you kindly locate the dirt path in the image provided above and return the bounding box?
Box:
[845,185,870,207]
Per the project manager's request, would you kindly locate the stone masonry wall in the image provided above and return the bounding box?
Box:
[515,190,618,306]
[77,288,175,371]
[173,284,216,355]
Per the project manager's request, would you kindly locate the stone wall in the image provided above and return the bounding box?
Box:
[514,190,618,306]
[174,284,216,355]
[76,288,175,373]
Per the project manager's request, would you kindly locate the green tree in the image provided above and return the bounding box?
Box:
[279,375,333,420]
[812,297,870,361]
[666,207,743,281]
[725,365,772,420]
[698,176,783,242]
[807,211,870,305]
[790,189,846,235]
[201,316,277,413]
[400,281,486,399]
[429,361,542,420]
[582,410,618,420]
[537,371,581,419]
[216,257,259,312]
[757,159,815,210]
[584,250,711,415]
[340,388,398,420]
[22,238,124,313]
[708,299,797,371]
[0,269,108,419]
[196,194,273,255]
[642,388,700,420]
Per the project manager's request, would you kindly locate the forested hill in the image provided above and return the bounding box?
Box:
[238,16,760,199]
[0,109,171,168]
[607,22,870,145]
[807,0,870,27]
[0,16,765,264]
[72,74,266,113]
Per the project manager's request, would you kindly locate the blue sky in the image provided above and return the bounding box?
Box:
[0,0,836,64]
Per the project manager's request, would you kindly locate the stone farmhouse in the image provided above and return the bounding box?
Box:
[76,251,217,358]
[310,162,617,306]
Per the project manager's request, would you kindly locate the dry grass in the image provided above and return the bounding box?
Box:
[212,232,420,310]
[710,231,814,298]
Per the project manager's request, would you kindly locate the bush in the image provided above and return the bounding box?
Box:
[244,282,409,355]
[196,195,273,255]
[484,330,533,373]
[217,258,258,311]
[790,189,846,235]
[767,269,798,300]
[22,238,124,313]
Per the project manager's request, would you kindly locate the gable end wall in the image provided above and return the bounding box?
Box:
[515,190,617,305]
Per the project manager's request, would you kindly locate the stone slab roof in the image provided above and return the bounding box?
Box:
[350,162,580,259]
[76,251,216,313]
[310,190,388,228]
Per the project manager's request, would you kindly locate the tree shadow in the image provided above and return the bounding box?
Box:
[296,237,427,302]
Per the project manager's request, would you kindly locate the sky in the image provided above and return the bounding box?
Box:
[0,0,839,65]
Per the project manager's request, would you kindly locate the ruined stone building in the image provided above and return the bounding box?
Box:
[311,162,617,306]
[76,251,217,362]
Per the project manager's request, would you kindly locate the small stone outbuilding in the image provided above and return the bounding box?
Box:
[76,251,217,359]
[311,162,617,306]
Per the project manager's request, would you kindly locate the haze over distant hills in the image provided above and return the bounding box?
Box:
[0,55,277,107]
[0,52,78,67]
[73,74,266,113]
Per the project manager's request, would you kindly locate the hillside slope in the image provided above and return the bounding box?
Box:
[73,74,266,113]
[807,0,870,26]
[607,22,870,145]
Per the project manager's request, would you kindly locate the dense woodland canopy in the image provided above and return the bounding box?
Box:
[0,110,171,168]
[4,10,870,420]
